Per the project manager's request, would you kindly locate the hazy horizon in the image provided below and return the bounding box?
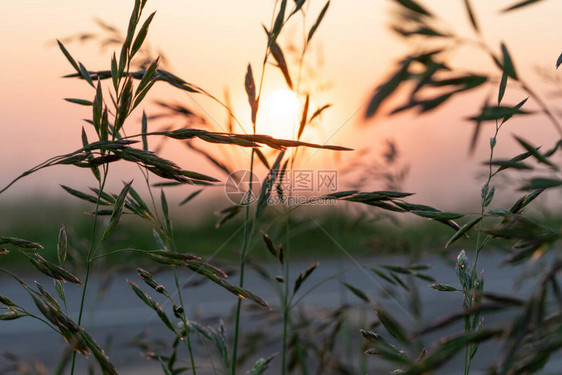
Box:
[1,0,561,211]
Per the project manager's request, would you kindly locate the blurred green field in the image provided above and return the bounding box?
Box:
[0,198,471,271]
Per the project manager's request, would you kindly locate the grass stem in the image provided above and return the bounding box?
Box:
[70,166,109,375]
[230,150,255,375]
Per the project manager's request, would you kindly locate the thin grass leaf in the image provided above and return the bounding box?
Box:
[293,262,319,294]
[131,78,156,111]
[80,330,118,375]
[381,265,415,274]
[152,128,351,151]
[92,80,103,135]
[463,0,479,32]
[102,181,133,241]
[514,136,557,168]
[65,98,93,106]
[142,111,148,151]
[411,211,464,220]
[278,244,284,266]
[270,40,292,89]
[404,329,502,374]
[124,0,140,49]
[482,292,524,306]
[390,272,410,292]
[179,189,203,206]
[203,274,270,309]
[544,139,562,157]
[376,305,408,343]
[396,0,432,16]
[57,225,68,265]
[309,104,332,123]
[179,170,219,182]
[54,280,66,307]
[521,177,562,190]
[137,58,159,95]
[261,231,277,258]
[501,97,528,125]
[290,0,306,16]
[255,148,270,169]
[446,216,482,247]
[344,191,414,202]
[270,0,287,47]
[57,40,81,75]
[372,268,397,285]
[323,190,359,199]
[0,296,17,307]
[130,12,155,58]
[307,1,330,44]
[78,62,94,87]
[467,104,529,122]
[484,184,495,207]
[498,70,508,105]
[101,107,110,142]
[244,354,276,375]
[490,159,533,170]
[215,204,242,228]
[362,330,411,364]
[501,0,545,13]
[391,93,453,115]
[430,283,459,292]
[29,254,82,284]
[35,281,61,310]
[161,189,172,235]
[297,94,309,140]
[0,237,44,250]
[146,250,201,265]
[366,60,411,118]
[501,42,518,80]
[111,52,119,91]
[159,361,173,375]
[509,189,543,214]
[254,151,285,222]
[128,281,176,332]
[245,64,257,125]
[342,282,370,303]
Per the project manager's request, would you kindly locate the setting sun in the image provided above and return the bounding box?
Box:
[258,88,301,139]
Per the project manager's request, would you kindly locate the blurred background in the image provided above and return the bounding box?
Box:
[2,1,562,374]
[1,0,561,210]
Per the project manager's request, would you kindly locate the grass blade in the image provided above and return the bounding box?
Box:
[245,64,257,125]
[307,1,330,44]
[130,12,156,58]
[463,0,479,32]
[501,0,545,13]
[342,282,370,303]
[445,216,483,248]
[101,181,133,242]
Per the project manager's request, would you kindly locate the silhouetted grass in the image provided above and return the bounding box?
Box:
[1,0,561,374]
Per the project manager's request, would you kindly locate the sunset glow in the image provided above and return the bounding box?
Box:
[0,0,561,206]
[259,88,301,140]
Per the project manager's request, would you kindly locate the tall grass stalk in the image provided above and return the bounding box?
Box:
[280,204,292,375]
[230,150,255,375]
[70,166,109,374]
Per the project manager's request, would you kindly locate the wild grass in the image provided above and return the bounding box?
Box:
[1,0,562,374]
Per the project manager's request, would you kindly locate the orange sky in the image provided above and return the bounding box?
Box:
[1,0,561,211]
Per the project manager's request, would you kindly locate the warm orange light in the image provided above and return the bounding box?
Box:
[258,89,300,139]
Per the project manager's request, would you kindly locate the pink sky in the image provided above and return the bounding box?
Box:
[1,0,561,211]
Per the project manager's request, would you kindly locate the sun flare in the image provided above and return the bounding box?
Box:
[259,88,300,140]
